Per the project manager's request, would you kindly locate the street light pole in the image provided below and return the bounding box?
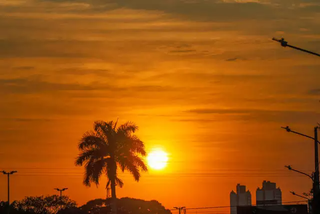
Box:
[1,171,17,214]
[54,188,68,197]
[282,126,320,189]
[282,126,320,214]
[314,127,319,191]
[290,192,312,214]
[272,38,320,57]
[174,207,186,214]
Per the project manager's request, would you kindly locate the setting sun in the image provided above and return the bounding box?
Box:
[147,149,169,170]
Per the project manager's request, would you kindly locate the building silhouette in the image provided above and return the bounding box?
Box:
[230,184,252,214]
[256,181,282,206]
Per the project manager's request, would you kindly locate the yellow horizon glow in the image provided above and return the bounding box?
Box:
[147,149,169,170]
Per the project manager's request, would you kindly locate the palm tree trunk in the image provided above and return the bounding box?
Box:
[110,159,117,214]
[111,178,117,214]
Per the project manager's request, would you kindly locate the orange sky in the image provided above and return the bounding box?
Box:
[0,0,320,212]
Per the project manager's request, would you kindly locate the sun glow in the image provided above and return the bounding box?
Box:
[147,149,169,170]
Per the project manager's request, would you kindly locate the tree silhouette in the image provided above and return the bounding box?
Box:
[80,198,172,214]
[75,120,147,214]
[14,195,76,214]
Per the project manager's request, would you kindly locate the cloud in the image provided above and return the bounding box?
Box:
[1,118,53,122]
[13,66,35,70]
[0,39,92,58]
[308,89,320,95]
[169,49,197,53]
[145,72,267,84]
[57,68,115,77]
[115,0,279,21]
[226,57,238,61]
[35,0,320,22]
[187,108,320,123]
[0,77,178,95]
[0,78,111,93]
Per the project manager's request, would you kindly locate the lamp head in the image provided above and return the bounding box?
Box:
[285,126,291,132]
[280,38,288,47]
[285,165,292,170]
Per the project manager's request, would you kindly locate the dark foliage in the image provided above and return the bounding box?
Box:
[80,198,172,214]
[0,195,77,214]
[1,197,171,214]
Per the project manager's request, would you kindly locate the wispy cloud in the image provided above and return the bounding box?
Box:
[187,108,320,123]
[308,88,320,95]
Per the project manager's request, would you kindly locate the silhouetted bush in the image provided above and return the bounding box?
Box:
[81,198,172,214]
[14,195,77,214]
[1,197,171,214]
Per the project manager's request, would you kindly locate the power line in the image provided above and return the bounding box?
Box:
[170,201,308,211]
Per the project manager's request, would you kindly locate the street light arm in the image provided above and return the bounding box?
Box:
[285,165,314,180]
[273,38,320,57]
[303,192,311,197]
[290,191,310,200]
[281,126,318,142]
[273,38,288,47]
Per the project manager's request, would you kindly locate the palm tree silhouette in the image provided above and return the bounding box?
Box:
[75,120,147,214]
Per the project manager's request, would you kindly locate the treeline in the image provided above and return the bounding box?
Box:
[0,196,172,214]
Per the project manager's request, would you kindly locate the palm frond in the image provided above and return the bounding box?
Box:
[114,118,119,130]
[83,158,95,186]
[117,156,143,181]
[106,176,123,188]
[125,161,140,181]
[115,135,146,157]
[117,122,138,135]
[129,136,146,156]
[83,158,106,186]
[94,120,118,146]
[76,149,97,166]
[75,147,109,166]
[130,155,148,172]
[78,131,106,150]
[115,177,124,188]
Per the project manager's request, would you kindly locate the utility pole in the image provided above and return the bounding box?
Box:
[174,207,186,214]
[314,127,319,191]
[282,126,320,214]
[272,38,320,57]
[285,166,314,214]
[54,188,68,197]
[1,171,17,214]
[314,127,319,214]
[290,191,312,214]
